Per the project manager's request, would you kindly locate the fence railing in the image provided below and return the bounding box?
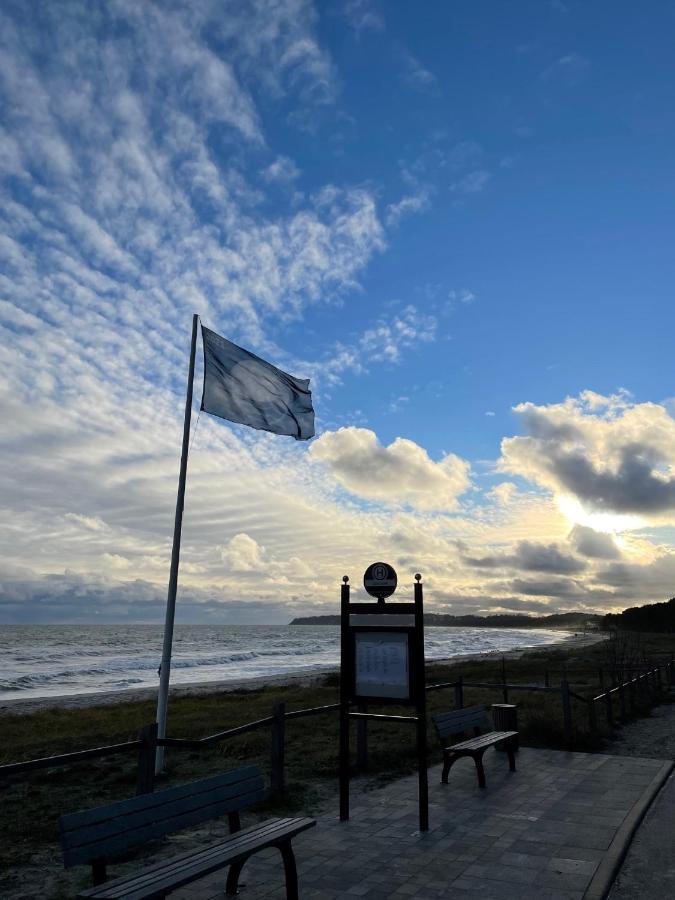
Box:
[2,659,672,796]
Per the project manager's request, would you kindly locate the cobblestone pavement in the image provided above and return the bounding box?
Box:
[172,748,667,900]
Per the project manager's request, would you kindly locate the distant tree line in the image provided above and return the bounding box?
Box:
[290,612,601,629]
[603,597,675,633]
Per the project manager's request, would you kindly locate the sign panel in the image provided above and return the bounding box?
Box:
[363,561,397,599]
[354,630,409,699]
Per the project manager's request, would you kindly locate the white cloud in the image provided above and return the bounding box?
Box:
[342,0,385,35]
[385,190,431,226]
[541,53,590,86]
[309,427,471,511]
[221,533,265,571]
[500,392,675,521]
[400,49,438,92]
[451,170,491,194]
[261,156,300,183]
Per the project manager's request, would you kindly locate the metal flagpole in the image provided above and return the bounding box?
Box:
[155,313,199,774]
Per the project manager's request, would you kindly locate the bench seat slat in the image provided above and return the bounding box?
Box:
[78,817,316,900]
[63,787,267,868]
[62,776,264,854]
[445,730,518,752]
[86,818,303,896]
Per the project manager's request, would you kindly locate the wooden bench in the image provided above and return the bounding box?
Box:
[59,765,315,899]
[432,705,518,788]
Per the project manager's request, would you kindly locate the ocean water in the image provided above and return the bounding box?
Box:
[0,624,569,701]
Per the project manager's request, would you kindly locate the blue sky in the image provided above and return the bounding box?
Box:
[2,0,675,623]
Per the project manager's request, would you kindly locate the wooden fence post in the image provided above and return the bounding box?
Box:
[656,666,663,693]
[604,690,613,728]
[618,682,626,721]
[501,657,508,703]
[271,702,285,798]
[561,680,573,747]
[544,669,550,688]
[454,675,464,709]
[598,668,604,690]
[136,723,158,795]
[356,703,368,772]
[588,698,597,736]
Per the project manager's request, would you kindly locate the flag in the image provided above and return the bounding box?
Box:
[200,324,315,440]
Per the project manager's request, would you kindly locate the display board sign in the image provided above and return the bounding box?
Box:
[339,564,428,831]
[363,561,397,599]
[354,630,409,699]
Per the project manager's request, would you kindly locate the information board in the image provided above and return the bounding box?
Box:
[354,630,409,699]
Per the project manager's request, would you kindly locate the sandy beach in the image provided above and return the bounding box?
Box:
[0,630,605,717]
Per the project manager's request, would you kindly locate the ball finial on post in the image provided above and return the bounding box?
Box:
[414,573,422,582]
[342,575,349,584]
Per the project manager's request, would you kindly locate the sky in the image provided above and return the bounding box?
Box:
[2,0,675,624]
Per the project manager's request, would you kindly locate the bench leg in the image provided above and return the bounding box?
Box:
[279,840,299,900]
[225,858,246,896]
[474,752,486,788]
[441,752,457,784]
[507,747,516,773]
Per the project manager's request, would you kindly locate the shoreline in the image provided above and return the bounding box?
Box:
[0,630,605,717]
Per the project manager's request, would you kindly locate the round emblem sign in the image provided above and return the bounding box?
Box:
[363,561,398,599]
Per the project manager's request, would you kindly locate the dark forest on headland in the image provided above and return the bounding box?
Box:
[292,597,675,633]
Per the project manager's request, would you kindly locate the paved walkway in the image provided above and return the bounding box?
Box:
[609,770,675,900]
[174,748,669,900]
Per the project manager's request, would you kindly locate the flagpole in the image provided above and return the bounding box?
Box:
[155,312,199,774]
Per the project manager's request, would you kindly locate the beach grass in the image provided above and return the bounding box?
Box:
[2,631,674,883]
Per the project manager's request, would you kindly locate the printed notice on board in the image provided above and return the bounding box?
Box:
[355,631,409,699]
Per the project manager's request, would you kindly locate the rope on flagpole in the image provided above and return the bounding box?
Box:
[189,411,201,452]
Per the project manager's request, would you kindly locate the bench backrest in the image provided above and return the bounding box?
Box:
[432,705,490,743]
[60,765,266,869]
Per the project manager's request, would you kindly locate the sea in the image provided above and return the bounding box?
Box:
[0,624,570,701]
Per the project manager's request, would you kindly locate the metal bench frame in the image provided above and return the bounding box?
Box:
[59,766,315,899]
[432,704,518,788]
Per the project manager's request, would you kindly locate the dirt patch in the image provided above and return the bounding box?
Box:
[607,697,675,759]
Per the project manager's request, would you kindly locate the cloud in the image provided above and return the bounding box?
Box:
[342,0,385,35]
[592,550,675,605]
[64,513,110,533]
[541,53,590,86]
[386,190,431,226]
[463,540,586,574]
[220,533,266,571]
[451,170,491,194]
[399,49,438,93]
[261,156,300,183]
[309,427,471,511]
[500,392,675,520]
[570,525,620,560]
[313,305,437,385]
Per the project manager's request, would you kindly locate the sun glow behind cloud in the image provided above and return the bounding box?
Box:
[556,495,645,536]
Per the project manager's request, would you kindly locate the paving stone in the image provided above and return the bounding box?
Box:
[172,749,666,900]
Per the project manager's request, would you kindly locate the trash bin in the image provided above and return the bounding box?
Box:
[492,703,518,751]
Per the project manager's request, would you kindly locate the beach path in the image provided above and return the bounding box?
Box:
[163,748,669,900]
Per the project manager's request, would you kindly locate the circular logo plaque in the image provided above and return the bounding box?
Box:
[363,561,398,599]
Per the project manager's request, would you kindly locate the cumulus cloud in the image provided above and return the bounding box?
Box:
[570,525,620,560]
[309,427,471,511]
[500,391,675,520]
[221,533,265,571]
